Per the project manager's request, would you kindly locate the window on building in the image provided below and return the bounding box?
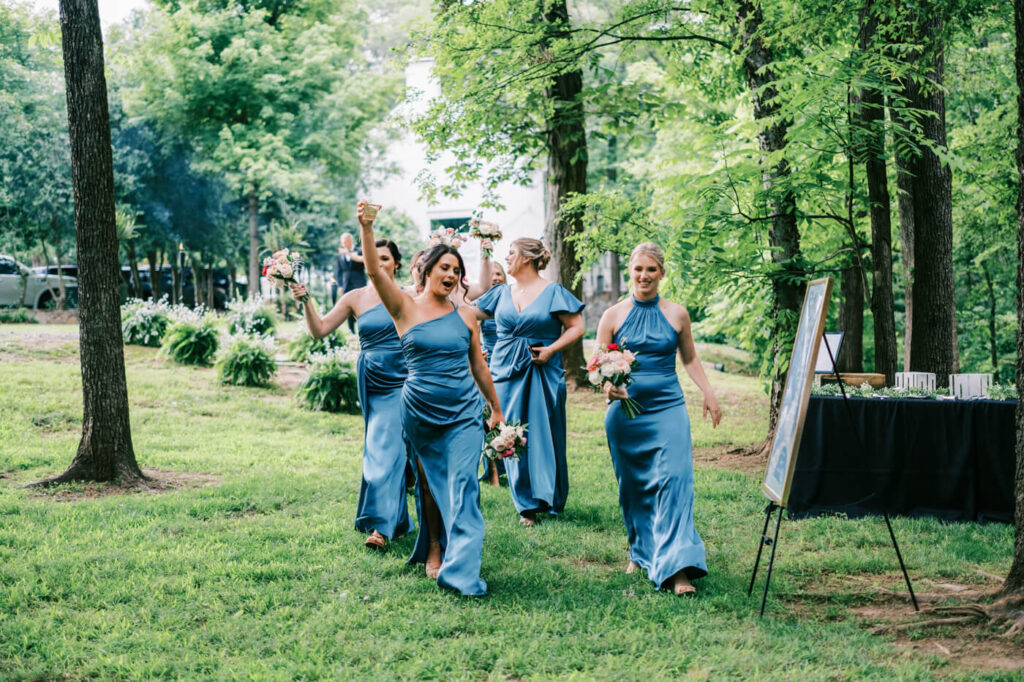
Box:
[429,217,471,232]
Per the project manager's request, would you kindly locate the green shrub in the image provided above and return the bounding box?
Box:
[162,311,219,366]
[226,296,276,336]
[217,334,278,387]
[0,308,37,324]
[296,347,360,414]
[287,329,346,362]
[121,297,171,346]
[989,384,1019,401]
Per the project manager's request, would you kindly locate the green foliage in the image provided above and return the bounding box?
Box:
[286,328,345,362]
[216,333,277,387]
[0,308,36,324]
[161,311,219,366]
[120,298,172,347]
[812,381,1018,401]
[225,296,277,336]
[296,346,359,414]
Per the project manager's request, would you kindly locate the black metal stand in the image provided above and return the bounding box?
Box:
[748,333,919,617]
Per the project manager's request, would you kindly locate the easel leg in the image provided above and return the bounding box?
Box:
[759,505,784,618]
[748,502,776,597]
[883,513,920,612]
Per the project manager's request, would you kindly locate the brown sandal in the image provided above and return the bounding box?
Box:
[364,531,387,551]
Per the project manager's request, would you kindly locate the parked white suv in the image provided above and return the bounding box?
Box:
[0,255,79,309]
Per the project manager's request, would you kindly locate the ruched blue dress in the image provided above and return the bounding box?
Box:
[401,307,487,596]
[354,303,413,539]
[605,296,707,588]
[474,283,584,515]
[480,319,498,361]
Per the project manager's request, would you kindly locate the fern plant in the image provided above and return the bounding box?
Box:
[296,347,360,413]
[161,312,219,366]
[217,334,277,387]
[121,297,171,347]
[225,296,277,336]
[287,328,346,362]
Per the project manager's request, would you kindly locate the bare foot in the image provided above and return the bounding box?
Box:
[519,510,536,527]
[625,560,639,575]
[425,541,442,579]
[487,461,500,487]
[670,571,696,596]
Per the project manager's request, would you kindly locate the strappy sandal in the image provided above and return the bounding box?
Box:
[364,531,387,551]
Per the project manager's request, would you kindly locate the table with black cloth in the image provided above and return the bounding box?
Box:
[788,395,1018,523]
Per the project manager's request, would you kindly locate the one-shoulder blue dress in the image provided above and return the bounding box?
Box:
[474,283,584,515]
[605,296,707,588]
[401,308,487,596]
[354,303,413,540]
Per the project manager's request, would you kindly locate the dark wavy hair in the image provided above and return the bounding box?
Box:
[375,239,402,273]
[417,244,468,296]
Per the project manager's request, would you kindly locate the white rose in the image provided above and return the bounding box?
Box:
[600,363,616,378]
[615,360,631,374]
[588,370,601,385]
[277,262,293,278]
[622,350,636,363]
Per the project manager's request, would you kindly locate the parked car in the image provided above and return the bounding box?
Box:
[0,255,78,309]
[118,265,245,310]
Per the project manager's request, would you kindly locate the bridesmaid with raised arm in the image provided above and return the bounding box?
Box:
[289,240,412,551]
[473,238,584,525]
[597,242,722,596]
[357,202,503,596]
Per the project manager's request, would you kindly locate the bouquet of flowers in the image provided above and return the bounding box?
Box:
[262,248,308,302]
[586,342,642,419]
[469,219,502,258]
[428,227,467,249]
[483,421,528,462]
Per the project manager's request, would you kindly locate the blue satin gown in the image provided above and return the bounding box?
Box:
[354,303,413,539]
[605,296,707,588]
[480,319,498,361]
[401,307,487,596]
[474,283,584,515]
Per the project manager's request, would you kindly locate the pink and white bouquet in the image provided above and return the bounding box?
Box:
[586,342,642,419]
[483,421,528,462]
[469,219,502,258]
[262,248,308,302]
[428,227,467,249]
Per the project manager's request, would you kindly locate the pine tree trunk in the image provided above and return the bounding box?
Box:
[248,188,260,301]
[35,0,143,486]
[858,3,898,385]
[838,264,864,373]
[902,13,956,387]
[738,0,804,441]
[1002,0,1024,594]
[542,0,588,388]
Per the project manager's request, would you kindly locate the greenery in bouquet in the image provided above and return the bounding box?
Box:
[483,421,528,462]
[161,306,219,366]
[121,296,172,347]
[217,333,278,387]
[287,328,346,362]
[296,345,361,414]
[225,296,277,336]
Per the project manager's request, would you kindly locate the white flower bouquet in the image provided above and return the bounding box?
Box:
[262,248,307,302]
[469,219,502,258]
[586,342,642,418]
[483,421,528,462]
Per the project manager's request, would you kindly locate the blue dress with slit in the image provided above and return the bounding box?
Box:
[605,296,707,588]
[354,303,413,539]
[474,283,584,515]
[401,307,487,596]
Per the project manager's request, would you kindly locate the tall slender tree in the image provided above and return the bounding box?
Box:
[35,0,144,486]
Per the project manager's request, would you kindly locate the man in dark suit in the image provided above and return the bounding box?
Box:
[333,232,365,332]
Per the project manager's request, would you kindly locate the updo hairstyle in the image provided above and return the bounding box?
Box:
[510,237,552,271]
[629,242,665,272]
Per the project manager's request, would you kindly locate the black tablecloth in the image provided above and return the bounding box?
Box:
[788,396,1018,523]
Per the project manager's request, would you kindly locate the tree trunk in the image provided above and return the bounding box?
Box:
[35,0,143,486]
[982,263,998,371]
[228,263,237,300]
[127,240,143,299]
[858,4,898,385]
[1002,0,1024,595]
[738,0,805,442]
[895,155,915,372]
[542,0,588,388]
[901,12,956,387]
[146,249,162,300]
[838,264,864,373]
[248,188,260,301]
[606,131,622,302]
[40,237,68,311]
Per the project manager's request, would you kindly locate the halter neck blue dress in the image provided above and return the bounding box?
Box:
[354,303,413,540]
[400,307,487,596]
[604,296,708,588]
[474,283,584,515]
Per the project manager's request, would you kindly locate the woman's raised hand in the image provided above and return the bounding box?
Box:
[357,201,375,228]
[289,282,309,302]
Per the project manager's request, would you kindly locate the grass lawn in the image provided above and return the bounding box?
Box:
[0,322,1019,680]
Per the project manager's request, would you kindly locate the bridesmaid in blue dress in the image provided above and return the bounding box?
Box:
[289,240,412,551]
[597,242,722,596]
[357,203,504,596]
[473,238,584,526]
[476,263,506,487]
